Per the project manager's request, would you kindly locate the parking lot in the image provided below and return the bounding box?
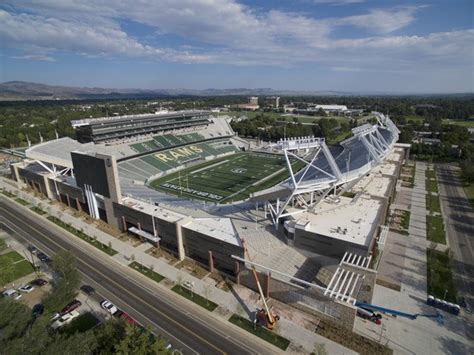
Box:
[1,226,111,333]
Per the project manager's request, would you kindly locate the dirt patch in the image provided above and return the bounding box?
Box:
[95,220,123,238]
[176,259,208,279]
[208,272,232,292]
[147,247,179,264]
[315,319,392,355]
[19,284,51,308]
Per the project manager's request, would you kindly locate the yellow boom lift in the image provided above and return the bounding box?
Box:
[242,239,280,330]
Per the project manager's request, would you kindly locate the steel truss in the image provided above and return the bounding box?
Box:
[265,112,399,228]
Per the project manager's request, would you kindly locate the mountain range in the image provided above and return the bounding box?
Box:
[0,81,387,100]
[0,81,471,101]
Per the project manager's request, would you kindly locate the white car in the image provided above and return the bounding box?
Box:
[18,284,35,293]
[50,312,61,322]
[51,310,80,330]
[2,289,22,300]
[100,299,118,315]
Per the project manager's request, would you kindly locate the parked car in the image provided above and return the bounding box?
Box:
[27,245,38,254]
[32,304,44,317]
[100,299,118,315]
[2,289,22,300]
[31,278,48,286]
[119,311,136,326]
[50,312,61,322]
[37,252,49,262]
[80,285,95,296]
[19,284,35,293]
[61,299,82,314]
[51,310,80,330]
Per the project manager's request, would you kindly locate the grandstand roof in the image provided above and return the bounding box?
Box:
[25,115,235,169]
[25,137,95,168]
[71,110,210,128]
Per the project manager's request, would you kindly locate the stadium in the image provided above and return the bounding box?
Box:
[10,109,407,327]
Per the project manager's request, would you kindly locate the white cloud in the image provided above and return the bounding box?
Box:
[11,54,56,62]
[314,0,366,4]
[0,9,212,63]
[335,7,420,34]
[1,0,472,83]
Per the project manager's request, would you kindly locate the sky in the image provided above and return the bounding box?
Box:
[0,0,473,93]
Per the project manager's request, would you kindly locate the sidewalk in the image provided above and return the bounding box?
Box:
[356,161,473,355]
[0,178,355,354]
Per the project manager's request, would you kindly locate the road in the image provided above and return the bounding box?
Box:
[0,197,279,355]
[436,164,473,322]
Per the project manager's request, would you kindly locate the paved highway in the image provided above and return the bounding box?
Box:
[0,197,279,355]
[436,164,473,327]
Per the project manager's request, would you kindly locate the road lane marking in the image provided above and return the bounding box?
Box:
[0,201,268,355]
[1,220,197,355]
[0,206,225,355]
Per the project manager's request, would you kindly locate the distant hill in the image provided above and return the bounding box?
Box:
[0,81,359,100]
[0,81,472,101]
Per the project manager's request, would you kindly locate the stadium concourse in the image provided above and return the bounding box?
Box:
[9,110,407,329]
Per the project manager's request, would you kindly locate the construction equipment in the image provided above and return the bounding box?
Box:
[242,239,280,330]
[356,301,444,324]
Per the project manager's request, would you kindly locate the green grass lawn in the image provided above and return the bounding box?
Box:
[426,193,441,214]
[171,285,218,312]
[228,314,290,351]
[219,110,356,125]
[14,197,29,206]
[463,182,474,209]
[426,215,446,244]
[150,152,299,203]
[427,249,457,303]
[0,251,35,283]
[403,114,424,124]
[0,189,16,198]
[30,206,47,215]
[426,179,439,193]
[129,261,165,283]
[61,312,100,335]
[400,210,411,230]
[47,216,118,256]
[442,119,474,128]
[425,169,436,179]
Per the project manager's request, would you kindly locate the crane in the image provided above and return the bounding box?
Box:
[242,239,280,330]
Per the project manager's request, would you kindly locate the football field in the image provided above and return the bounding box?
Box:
[149,152,295,203]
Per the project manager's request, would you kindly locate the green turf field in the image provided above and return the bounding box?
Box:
[149,152,298,203]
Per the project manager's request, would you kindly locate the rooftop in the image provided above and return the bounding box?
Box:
[122,196,186,223]
[186,218,241,246]
[121,197,241,246]
[352,174,392,198]
[292,195,382,246]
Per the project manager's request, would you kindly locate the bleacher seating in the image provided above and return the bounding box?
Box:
[118,139,239,182]
[130,133,205,154]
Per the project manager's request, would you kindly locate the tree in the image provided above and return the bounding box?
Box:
[94,318,127,354]
[0,298,31,345]
[43,250,80,311]
[115,324,167,354]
